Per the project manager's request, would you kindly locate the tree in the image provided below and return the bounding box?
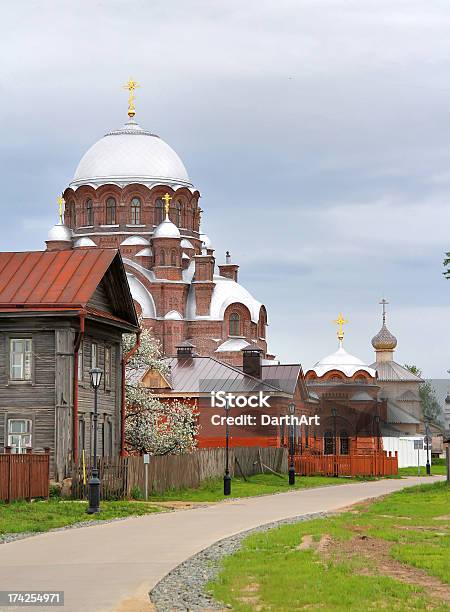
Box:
[124,327,199,455]
[404,364,443,424]
[444,252,450,279]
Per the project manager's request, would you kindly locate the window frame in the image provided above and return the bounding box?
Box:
[106,197,117,225]
[91,342,98,369]
[7,418,32,454]
[155,199,164,225]
[78,340,84,382]
[130,197,141,225]
[9,338,33,382]
[229,312,240,337]
[104,345,112,390]
[85,199,93,226]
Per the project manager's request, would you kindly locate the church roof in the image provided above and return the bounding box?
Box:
[387,400,420,425]
[370,360,423,382]
[69,119,194,191]
[310,343,376,378]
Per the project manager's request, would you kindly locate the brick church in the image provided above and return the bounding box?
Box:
[46,82,271,365]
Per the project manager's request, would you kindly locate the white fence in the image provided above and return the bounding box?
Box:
[383,436,427,468]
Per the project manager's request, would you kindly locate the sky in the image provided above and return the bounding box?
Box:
[0,0,449,377]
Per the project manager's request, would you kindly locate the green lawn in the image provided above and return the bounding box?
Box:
[398,464,447,477]
[150,473,374,502]
[208,481,450,611]
[0,499,164,535]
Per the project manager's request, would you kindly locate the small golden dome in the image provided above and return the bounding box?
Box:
[371,323,397,351]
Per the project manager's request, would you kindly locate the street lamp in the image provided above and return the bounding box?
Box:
[87,367,103,514]
[425,420,431,476]
[288,402,296,485]
[223,401,231,496]
[331,408,338,477]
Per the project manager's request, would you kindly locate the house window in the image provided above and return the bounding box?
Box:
[131,197,141,225]
[107,420,113,456]
[229,312,240,336]
[91,343,98,369]
[10,339,32,381]
[155,198,164,224]
[8,419,32,454]
[324,431,334,455]
[104,346,112,390]
[78,341,84,381]
[86,199,93,225]
[340,430,349,455]
[106,197,116,225]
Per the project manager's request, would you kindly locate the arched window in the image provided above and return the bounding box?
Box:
[324,431,334,455]
[175,201,182,226]
[229,312,240,336]
[86,199,93,226]
[130,197,141,225]
[340,430,349,455]
[155,199,164,225]
[171,249,177,266]
[70,202,76,228]
[106,197,116,225]
[159,250,165,266]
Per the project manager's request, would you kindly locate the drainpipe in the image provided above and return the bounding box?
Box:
[120,329,141,456]
[73,312,85,462]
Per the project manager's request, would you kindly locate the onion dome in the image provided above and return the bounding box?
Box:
[200,233,213,250]
[74,237,96,248]
[47,222,72,242]
[153,215,181,239]
[371,323,397,351]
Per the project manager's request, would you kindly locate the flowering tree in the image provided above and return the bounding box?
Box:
[124,327,199,455]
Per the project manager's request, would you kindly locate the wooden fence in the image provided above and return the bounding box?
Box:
[0,448,50,502]
[294,451,398,477]
[71,447,288,499]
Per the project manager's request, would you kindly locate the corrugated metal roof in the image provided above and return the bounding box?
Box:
[0,250,117,307]
[370,360,423,382]
[262,364,302,395]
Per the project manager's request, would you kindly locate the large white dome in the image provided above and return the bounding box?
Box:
[69,120,193,190]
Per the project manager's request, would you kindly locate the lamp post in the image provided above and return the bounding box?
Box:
[331,408,338,477]
[425,420,431,476]
[288,402,296,485]
[223,400,231,496]
[87,367,103,514]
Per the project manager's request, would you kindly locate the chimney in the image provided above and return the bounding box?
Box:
[176,340,195,358]
[242,343,263,379]
[219,251,239,282]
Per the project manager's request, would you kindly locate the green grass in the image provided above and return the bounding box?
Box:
[398,464,447,476]
[0,499,164,535]
[208,481,450,611]
[150,473,375,502]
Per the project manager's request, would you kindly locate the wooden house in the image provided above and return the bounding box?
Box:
[0,249,139,480]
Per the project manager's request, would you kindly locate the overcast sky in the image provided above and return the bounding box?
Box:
[1,1,449,377]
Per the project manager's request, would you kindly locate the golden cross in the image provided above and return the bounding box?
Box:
[162,193,172,216]
[57,196,65,223]
[123,78,140,118]
[333,313,348,341]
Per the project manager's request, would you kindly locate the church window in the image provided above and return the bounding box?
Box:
[171,249,177,266]
[106,198,116,225]
[131,197,141,225]
[229,312,240,336]
[159,250,165,266]
[340,431,349,455]
[70,202,76,228]
[86,199,93,225]
[155,199,164,224]
[324,431,334,455]
[175,201,182,226]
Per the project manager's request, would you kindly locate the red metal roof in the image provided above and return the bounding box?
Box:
[0,250,117,307]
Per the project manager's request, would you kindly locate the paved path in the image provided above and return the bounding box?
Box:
[0,476,443,612]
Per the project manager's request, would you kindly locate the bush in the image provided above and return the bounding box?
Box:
[130,486,143,500]
[49,484,61,499]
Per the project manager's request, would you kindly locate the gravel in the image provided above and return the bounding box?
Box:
[149,511,328,611]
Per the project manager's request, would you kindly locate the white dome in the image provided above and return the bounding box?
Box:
[74,237,97,248]
[200,233,213,249]
[180,239,194,249]
[69,120,193,190]
[153,217,181,239]
[135,247,153,257]
[310,344,376,378]
[47,223,72,242]
[121,235,150,246]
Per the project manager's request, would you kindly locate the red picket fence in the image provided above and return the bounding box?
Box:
[0,448,50,502]
[294,451,398,477]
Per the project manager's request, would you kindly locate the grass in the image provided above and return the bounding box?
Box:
[150,473,375,503]
[0,499,164,535]
[398,464,447,477]
[208,481,450,611]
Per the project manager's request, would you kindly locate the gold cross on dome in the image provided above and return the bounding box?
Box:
[162,193,172,216]
[333,313,348,341]
[57,195,65,223]
[123,78,140,118]
[379,297,389,323]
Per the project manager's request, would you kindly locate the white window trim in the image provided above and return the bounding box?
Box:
[7,418,32,454]
[9,338,33,382]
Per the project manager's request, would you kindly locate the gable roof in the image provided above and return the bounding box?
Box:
[387,400,420,425]
[370,360,423,382]
[0,249,138,329]
[261,364,303,395]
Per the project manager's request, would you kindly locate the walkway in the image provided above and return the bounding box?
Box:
[0,476,443,611]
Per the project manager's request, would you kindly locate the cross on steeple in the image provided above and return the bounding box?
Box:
[162,193,172,217]
[334,313,348,342]
[57,195,65,224]
[122,78,140,118]
[379,298,389,324]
